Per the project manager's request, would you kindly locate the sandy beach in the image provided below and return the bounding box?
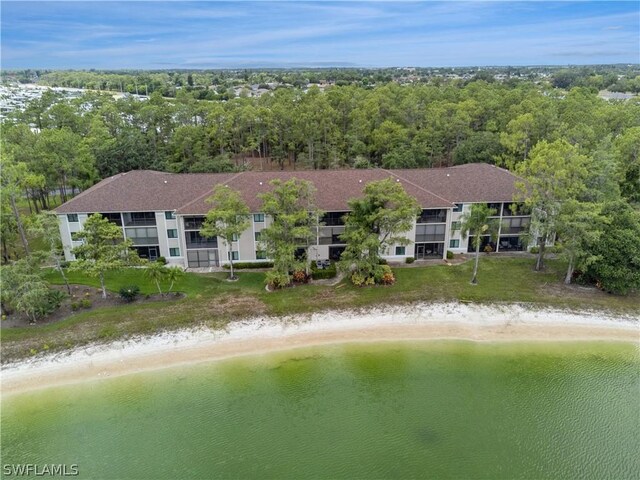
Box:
[2,302,638,396]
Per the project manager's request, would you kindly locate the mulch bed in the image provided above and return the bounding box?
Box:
[1,284,183,329]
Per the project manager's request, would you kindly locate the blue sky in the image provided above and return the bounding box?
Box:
[2,1,638,69]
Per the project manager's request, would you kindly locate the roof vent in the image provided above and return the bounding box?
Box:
[259,181,263,185]
[446,174,450,177]
[358,179,362,183]
[396,179,400,182]
[164,180,168,184]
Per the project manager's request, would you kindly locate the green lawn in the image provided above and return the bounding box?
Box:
[3,257,638,361]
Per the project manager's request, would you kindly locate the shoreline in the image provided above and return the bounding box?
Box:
[2,302,638,396]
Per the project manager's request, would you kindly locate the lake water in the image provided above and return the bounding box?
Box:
[2,341,638,479]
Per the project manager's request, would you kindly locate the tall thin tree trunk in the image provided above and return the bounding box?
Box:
[535,239,545,271]
[227,245,235,280]
[58,264,71,294]
[564,256,575,285]
[25,189,33,214]
[471,240,480,284]
[10,194,29,256]
[99,271,107,299]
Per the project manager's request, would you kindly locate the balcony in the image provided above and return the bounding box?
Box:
[185,231,218,249]
[417,209,447,224]
[415,224,445,242]
[125,227,159,246]
[321,212,348,226]
[123,212,156,227]
[184,216,205,230]
[502,217,530,234]
[319,226,346,245]
[100,213,123,226]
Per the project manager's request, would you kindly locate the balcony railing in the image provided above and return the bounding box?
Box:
[185,231,218,249]
[124,219,156,227]
[415,234,446,242]
[129,237,159,246]
[125,227,159,246]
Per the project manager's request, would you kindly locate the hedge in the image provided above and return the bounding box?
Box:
[311,266,337,280]
[222,261,274,269]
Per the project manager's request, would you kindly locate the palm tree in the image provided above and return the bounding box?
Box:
[145,261,167,295]
[460,204,501,285]
[165,266,185,295]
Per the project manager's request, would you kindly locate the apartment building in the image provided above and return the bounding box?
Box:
[55,163,530,269]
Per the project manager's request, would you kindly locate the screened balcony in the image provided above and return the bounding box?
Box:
[415,224,446,242]
[184,216,205,230]
[100,212,123,226]
[417,209,447,224]
[321,211,349,226]
[319,226,346,245]
[501,217,530,234]
[125,227,159,246]
[185,231,218,249]
[123,212,156,227]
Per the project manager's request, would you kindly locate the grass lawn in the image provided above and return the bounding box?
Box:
[3,256,638,361]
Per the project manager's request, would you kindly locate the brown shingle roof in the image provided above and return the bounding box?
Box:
[391,163,522,203]
[55,170,237,213]
[177,169,453,214]
[55,164,522,215]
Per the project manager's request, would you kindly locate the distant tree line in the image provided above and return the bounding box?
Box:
[1,76,639,294]
[3,65,639,97]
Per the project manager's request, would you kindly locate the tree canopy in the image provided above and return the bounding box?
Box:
[259,178,321,288]
[70,214,141,298]
[339,178,420,283]
[200,185,251,279]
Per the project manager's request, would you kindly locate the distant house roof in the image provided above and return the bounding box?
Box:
[55,163,522,215]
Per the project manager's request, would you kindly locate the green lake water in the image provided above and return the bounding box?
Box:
[2,341,639,479]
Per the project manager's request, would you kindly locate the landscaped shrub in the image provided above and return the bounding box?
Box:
[223,261,274,269]
[119,285,140,303]
[446,250,454,260]
[40,290,65,317]
[79,299,92,309]
[311,263,337,280]
[292,270,308,283]
[351,272,366,286]
[156,256,167,265]
[405,257,415,264]
[379,265,395,285]
[70,302,79,311]
[528,244,563,255]
[265,271,290,290]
